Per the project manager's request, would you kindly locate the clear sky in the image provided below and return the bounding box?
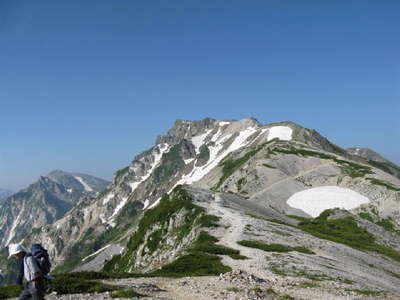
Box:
[0,0,399,191]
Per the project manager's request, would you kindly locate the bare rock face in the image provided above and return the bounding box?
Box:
[0,171,109,247]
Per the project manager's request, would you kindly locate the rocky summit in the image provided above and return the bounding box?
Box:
[1,117,400,300]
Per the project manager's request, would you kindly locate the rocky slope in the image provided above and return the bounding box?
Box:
[0,170,109,247]
[8,117,400,299]
[347,147,400,179]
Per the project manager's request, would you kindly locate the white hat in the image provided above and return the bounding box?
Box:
[8,244,25,258]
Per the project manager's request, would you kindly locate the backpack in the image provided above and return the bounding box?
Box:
[31,244,51,275]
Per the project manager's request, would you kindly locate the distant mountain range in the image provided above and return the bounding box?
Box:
[0,170,110,247]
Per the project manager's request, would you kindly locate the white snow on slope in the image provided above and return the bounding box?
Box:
[103,193,115,205]
[184,158,195,165]
[109,196,128,223]
[147,197,161,210]
[191,129,212,152]
[287,186,370,217]
[142,199,150,210]
[267,126,292,141]
[75,176,93,192]
[178,127,259,185]
[5,210,23,245]
[128,143,170,191]
[82,244,111,262]
[108,143,170,224]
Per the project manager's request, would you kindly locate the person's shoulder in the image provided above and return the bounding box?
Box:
[24,255,35,263]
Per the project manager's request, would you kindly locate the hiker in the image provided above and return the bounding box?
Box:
[8,244,46,300]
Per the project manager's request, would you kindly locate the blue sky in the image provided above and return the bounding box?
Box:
[0,0,399,190]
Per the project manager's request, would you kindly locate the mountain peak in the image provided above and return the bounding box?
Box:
[48,169,70,177]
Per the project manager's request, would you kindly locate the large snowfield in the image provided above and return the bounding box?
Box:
[286,186,370,217]
[267,126,293,141]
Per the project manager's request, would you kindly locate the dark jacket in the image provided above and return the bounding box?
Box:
[16,253,26,285]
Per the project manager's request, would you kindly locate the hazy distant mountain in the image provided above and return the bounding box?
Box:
[0,189,13,202]
[0,170,110,247]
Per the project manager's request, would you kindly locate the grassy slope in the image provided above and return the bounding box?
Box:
[104,186,243,276]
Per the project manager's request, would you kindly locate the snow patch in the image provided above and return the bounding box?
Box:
[129,181,141,192]
[5,210,23,245]
[82,244,111,262]
[102,193,115,205]
[184,158,195,165]
[83,207,90,219]
[109,197,128,224]
[127,143,170,193]
[147,197,161,210]
[75,176,93,192]
[191,129,212,153]
[67,188,73,193]
[108,143,170,222]
[219,121,231,126]
[287,186,370,218]
[99,214,107,224]
[267,126,293,141]
[142,199,150,210]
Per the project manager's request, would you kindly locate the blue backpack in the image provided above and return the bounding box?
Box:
[31,244,51,275]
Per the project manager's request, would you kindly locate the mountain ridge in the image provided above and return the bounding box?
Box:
[0,170,110,247]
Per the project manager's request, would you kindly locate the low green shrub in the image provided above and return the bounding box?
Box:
[150,251,231,277]
[359,212,374,222]
[111,288,144,298]
[366,178,400,191]
[238,240,314,255]
[215,143,268,189]
[0,285,23,299]
[298,212,400,262]
[51,276,119,295]
[228,253,249,260]
[150,231,244,277]
[292,246,315,254]
[104,186,220,273]
[347,289,383,296]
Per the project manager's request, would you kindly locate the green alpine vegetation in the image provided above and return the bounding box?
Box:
[0,273,146,299]
[215,142,269,189]
[150,231,240,277]
[153,143,185,183]
[237,240,315,254]
[104,186,235,275]
[270,145,374,178]
[55,201,142,273]
[0,285,22,299]
[197,144,210,161]
[366,177,400,191]
[368,160,400,179]
[111,288,145,298]
[297,210,400,262]
[271,147,336,160]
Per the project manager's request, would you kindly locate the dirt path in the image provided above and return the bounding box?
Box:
[208,194,271,280]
